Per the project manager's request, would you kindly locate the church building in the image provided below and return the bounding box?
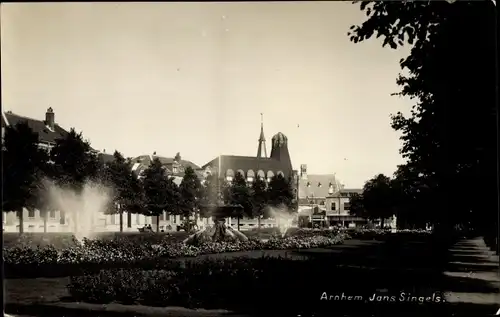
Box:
[202,115,294,184]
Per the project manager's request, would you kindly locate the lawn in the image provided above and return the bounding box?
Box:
[5,234,499,317]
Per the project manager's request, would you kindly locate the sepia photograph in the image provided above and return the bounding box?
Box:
[1,1,498,316]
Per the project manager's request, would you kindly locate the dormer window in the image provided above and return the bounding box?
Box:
[318,182,322,187]
[306,182,311,187]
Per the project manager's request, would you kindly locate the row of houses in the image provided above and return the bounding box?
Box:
[2,107,366,232]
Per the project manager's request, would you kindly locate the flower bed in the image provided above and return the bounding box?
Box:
[4,234,347,278]
[2,231,190,249]
[66,256,446,313]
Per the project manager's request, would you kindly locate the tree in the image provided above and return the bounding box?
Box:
[107,151,139,232]
[179,166,202,229]
[142,158,179,232]
[34,159,57,233]
[267,174,295,212]
[348,193,367,219]
[348,1,496,243]
[2,122,48,233]
[362,174,395,228]
[251,176,268,230]
[200,173,218,218]
[228,173,253,231]
[50,128,99,232]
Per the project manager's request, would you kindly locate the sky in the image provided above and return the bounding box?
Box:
[1,2,413,188]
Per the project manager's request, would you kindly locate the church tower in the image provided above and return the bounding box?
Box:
[256,113,267,158]
[270,132,293,174]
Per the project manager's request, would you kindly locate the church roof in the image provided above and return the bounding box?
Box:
[202,155,292,178]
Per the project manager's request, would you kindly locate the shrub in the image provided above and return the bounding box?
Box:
[66,256,446,313]
[3,233,347,278]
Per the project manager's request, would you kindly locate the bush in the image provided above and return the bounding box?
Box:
[66,256,446,313]
[3,233,347,278]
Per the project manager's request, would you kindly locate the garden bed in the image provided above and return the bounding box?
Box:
[63,256,448,314]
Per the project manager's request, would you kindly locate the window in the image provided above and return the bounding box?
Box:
[344,203,351,211]
[331,203,336,211]
[28,209,35,218]
[50,210,56,218]
[160,212,165,221]
[60,211,65,224]
[16,210,21,219]
[320,201,325,205]
[127,212,132,228]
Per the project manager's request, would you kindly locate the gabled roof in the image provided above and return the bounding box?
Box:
[298,174,339,199]
[132,155,200,171]
[3,111,69,144]
[130,154,203,181]
[202,155,292,179]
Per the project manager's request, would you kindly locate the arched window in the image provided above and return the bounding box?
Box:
[226,169,234,181]
[236,169,245,178]
[247,170,255,182]
[266,170,274,183]
[257,170,266,179]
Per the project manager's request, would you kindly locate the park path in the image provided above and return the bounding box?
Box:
[443,237,500,307]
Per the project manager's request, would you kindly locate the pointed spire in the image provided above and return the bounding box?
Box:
[257,113,267,158]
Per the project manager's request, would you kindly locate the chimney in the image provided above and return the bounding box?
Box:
[300,164,308,180]
[45,107,55,130]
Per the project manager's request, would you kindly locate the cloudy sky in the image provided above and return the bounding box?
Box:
[1,2,412,188]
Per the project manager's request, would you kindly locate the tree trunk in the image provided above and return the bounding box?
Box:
[237,216,240,231]
[18,208,24,234]
[258,214,261,234]
[380,218,385,229]
[43,210,48,233]
[156,215,160,232]
[127,211,132,228]
[119,211,123,232]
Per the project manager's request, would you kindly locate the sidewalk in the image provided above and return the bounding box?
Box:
[444,237,500,307]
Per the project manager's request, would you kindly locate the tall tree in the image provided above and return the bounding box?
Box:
[228,173,253,231]
[348,1,496,242]
[362,174,395,228]
[34,159,56,233]
[179,166,202,228]
[2,122,48,233]
[50,128,99,232]
[251,176,268,230]
[267,174,295,211]
[200,173,218,217]
[107,151,137,232]
[348,193,367,220]
[142,158,179,232]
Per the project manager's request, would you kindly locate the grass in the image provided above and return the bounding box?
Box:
[4,235,499,316]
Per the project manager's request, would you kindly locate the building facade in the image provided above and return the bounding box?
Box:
[1,108,151,232]
[324,189,367,227]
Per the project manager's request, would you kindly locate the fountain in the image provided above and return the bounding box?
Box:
[268,205,297,238]
[184,202,249,244]
[47,180,112,241]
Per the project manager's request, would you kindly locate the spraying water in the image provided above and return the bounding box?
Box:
[47,180,113,241]
[267,205,297,237]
